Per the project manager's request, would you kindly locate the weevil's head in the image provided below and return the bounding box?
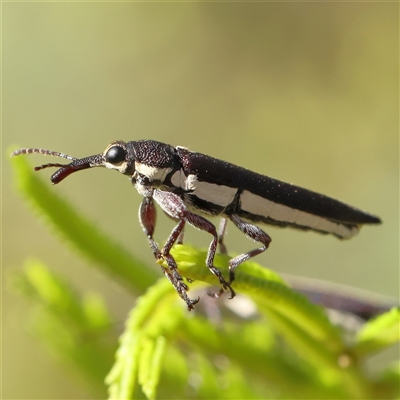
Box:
[11,141,137,184]
[51,141,138,183]
[101,141,137,175]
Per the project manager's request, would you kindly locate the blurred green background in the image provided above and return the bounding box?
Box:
[3,2,398,399]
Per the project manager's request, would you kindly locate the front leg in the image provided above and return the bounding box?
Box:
[152,189,235,299]
[139,197,198,310]
[139,197,160,258]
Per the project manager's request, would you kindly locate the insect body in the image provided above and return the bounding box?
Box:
[12,140,381,310]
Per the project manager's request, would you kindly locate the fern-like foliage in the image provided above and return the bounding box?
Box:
[9,151,400,399]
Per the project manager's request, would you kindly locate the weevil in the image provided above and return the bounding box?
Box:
[12,140,381,310]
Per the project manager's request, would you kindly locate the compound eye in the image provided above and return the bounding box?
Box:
[105,146,126,165]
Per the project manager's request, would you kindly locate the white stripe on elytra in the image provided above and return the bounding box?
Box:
[240,190,359,238]
[170,170,237,207]
[135,162,173,182]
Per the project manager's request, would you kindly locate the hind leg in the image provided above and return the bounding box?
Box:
[227,214,272,283]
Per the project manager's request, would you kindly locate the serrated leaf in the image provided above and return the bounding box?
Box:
[139,336,167,400]
[106,279,184,400]
[107,332,142,400]
[172,246,343,356]
[172,246,370,398]
[10,260,115,395]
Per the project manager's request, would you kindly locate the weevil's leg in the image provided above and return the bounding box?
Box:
[161,255,199,311]
[160,219,190,291]
[139,197,160,258]
[218,218,228,255]
[139,197,198,310]
[143,198,197,309]
[162,212,185,245]
[160,212,189,282]
[177,227,185,245]
[227,214,272,283]
[152,189,235,299]
[160,265,199,311]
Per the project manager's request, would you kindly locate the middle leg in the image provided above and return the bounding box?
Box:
[152,189,235,299]
[139,197,198,309]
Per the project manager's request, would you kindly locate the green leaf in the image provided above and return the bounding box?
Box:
[172,245,343,357]
[138,336,167,400]
[171,245,369,398]
[108,279,278,399]
[354,307,400,356]
[10,260,115,395]
[106,279,184,400]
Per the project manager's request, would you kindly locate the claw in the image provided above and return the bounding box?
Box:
[187,296,200,311]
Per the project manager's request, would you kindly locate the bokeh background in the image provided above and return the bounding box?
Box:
[3,2,398,399]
